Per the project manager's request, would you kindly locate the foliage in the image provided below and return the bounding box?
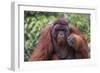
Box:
[24,11,90,61]
[67,13,90,42]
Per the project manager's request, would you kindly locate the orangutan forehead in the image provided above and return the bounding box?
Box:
[53,24,69,29]
[54,18,68,25]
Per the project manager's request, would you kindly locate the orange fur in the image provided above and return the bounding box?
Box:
[67,33,88,58]
[29,25,53,61]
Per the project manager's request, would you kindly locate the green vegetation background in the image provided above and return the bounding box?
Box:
[24,11,90,61]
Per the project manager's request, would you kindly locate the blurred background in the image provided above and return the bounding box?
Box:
[24,11,90,61]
